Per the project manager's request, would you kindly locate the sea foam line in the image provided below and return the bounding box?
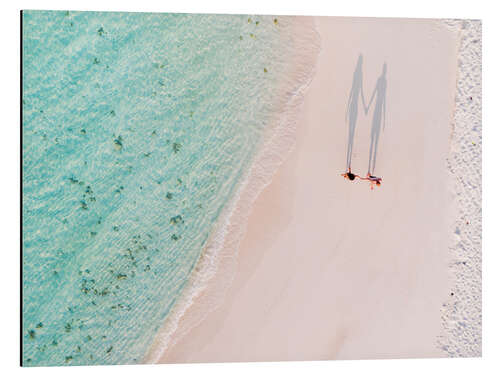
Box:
[143,16,322,363]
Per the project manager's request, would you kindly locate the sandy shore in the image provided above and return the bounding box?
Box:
[155,16,461,362]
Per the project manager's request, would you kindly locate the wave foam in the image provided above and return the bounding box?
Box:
[143,16,322,363]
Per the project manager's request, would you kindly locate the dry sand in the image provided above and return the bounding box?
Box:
[156,16,461,362]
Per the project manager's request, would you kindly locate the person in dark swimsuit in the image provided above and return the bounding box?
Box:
[341,168,361,181]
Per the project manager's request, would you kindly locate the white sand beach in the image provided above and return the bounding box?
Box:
[150,16,469,362]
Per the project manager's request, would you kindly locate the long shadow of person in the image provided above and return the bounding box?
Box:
[345,54,366,173]
[365,63,387,176]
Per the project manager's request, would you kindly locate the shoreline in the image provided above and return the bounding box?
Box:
[143,16,321,363]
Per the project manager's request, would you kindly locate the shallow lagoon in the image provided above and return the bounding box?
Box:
[22,10,308,365]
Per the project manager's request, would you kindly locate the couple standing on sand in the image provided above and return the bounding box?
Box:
[342,54,387,189]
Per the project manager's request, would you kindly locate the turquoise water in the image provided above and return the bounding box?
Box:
[22,10,313,366]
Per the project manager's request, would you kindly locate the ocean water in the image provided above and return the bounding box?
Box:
[22,10,317,366]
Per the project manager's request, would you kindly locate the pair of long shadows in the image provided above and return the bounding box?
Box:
[344,54,387,188]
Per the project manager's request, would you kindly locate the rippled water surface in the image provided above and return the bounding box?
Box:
[22,10,309,366]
